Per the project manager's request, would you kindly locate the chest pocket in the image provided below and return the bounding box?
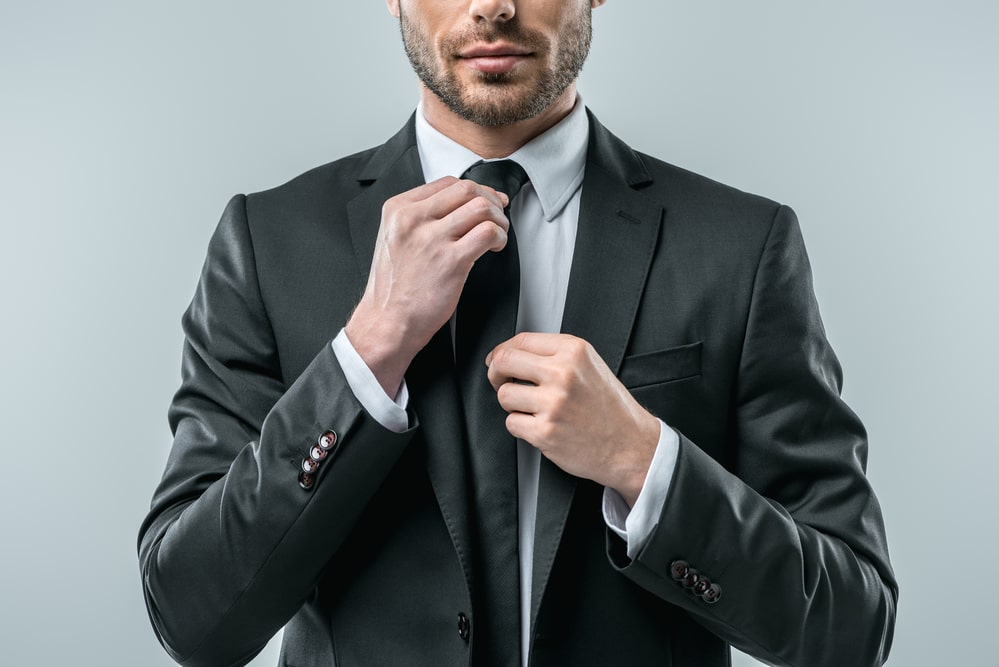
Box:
[618,341,702,389]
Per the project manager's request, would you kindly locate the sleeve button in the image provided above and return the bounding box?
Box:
[298,471,315,490]
[670,560,690,581]
[318,431,338,451]
[702,583,722,604]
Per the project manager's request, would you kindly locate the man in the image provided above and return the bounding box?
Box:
[138,1,898,665]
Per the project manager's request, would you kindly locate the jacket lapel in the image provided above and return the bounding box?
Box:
[531,113,665,630]
[347,116,424,279]
[345,117,476,595]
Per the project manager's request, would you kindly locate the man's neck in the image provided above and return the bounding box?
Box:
[418,83,578,159]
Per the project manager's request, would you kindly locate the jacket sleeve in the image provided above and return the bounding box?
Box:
[611,205,898,666]
[137,195,415,666]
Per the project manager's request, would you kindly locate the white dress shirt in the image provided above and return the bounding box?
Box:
[331,98,679,665]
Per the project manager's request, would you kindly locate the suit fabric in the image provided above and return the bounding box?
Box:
[138,111,898,667]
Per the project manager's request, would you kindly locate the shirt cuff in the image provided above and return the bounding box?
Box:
[602,419,680,560]
[331,329,410,433]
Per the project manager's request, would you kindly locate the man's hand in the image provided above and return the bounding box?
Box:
[486,333,661,506]
[346,177,511,397]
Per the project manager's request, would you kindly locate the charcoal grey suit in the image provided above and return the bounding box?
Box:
[138,111,897,666]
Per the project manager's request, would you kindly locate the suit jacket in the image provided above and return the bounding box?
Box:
[138,111,898,667]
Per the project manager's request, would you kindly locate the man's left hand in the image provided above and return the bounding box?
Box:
[486,333,661,506]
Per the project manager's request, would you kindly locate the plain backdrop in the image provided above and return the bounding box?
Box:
[1,1,996,665]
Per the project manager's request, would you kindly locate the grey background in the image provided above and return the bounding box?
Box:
[1,1,995,665]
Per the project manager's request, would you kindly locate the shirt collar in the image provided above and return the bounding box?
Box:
[414,97,590,222]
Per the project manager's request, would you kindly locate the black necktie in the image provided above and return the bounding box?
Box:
[456,159,530,667]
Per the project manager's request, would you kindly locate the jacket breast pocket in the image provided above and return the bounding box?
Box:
[618,341,702,389]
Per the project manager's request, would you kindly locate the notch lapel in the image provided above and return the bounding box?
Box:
[345,117,475,595]
[531,114,665,632]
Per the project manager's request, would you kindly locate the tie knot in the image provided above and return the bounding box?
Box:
[461,159,530,202]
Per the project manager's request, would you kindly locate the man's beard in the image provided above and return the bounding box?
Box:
[399,8,591,127]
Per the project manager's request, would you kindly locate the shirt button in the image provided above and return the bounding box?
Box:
[457,612,470,641]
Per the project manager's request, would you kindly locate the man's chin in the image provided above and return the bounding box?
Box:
[451,94,541,127]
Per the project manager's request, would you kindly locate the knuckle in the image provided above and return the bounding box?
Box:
[552,365,573,388]
[489,225,506,247]
[505,413,519,435]
[496,382,513,403]
[380,200,395,220]
[494,347,514,367]
[537,419,557,443]
[469,196,496,219]
[549,386,570,413]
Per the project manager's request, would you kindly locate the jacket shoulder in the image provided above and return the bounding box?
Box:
[246,144,382,213]
[636,151,783,223]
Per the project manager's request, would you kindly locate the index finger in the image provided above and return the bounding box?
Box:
[391,176,462,204]
[487,332,570,363]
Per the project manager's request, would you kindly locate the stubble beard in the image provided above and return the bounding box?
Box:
[399,8,592,127]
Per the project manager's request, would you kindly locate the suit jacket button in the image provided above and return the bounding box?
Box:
[310,444,329,462]
[298,471,315,490]
[302,457,321,474]
[702,583,722,604]
[683,569,701,589]
[693,577,711,596]
[670,560,690,581]
[318,431,338,451]
[457,613,470,641]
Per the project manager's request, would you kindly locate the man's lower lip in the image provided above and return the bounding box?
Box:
[460,55,529,74]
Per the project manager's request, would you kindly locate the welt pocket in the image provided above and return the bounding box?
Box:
[619,341,702,389]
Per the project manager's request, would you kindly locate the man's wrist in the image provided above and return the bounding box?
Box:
[332,329,410,433]
[344,304,417,397]
[602,420,680,560]
[611,412,662,507]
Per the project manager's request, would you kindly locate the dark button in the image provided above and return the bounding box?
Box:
[302,457,320,474]
[683,569,700,589]
[693,578,711,596]
[298,471,315,490]
[457,613,470,640]
[310,445,328,462]
[702,583,722,604]
[670,560,690,581]
[318,431,338,451]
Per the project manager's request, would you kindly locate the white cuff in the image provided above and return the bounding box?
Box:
[331,329,410,433]
[602,419,680,560]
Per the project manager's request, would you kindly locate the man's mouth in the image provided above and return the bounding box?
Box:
[457,43,533,75]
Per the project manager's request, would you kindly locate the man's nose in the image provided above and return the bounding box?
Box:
[468,0,516,23]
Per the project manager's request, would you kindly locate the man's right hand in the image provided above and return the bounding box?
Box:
[344,176,511,397]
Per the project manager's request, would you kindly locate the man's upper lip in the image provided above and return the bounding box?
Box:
[457,43,531,58]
